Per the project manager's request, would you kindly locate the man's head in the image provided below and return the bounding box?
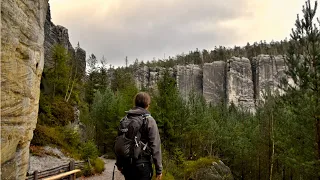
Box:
[134,92,151,109]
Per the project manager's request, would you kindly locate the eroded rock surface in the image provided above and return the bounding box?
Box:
[177,64,203,99]
[254,54,287,103]
[203,61,227,105]
[227,57,255,112]
[134,66,175,91]
[133,55,288,112]
[1,0,49,179]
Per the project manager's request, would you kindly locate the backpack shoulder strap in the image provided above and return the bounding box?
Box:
[119,116,129,133]
[141,114,151,125]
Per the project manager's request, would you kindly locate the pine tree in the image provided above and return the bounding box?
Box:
[87,54,97,73]
[282,0,320,177]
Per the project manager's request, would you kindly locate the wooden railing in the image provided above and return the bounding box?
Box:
[26,160,85,180]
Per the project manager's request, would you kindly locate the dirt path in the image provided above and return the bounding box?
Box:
[78,159,124,180]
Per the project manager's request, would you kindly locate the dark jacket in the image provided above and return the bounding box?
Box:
[116,107,163,175]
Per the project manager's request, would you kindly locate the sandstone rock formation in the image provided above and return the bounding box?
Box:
[135,66,149,90]
[1,0,49,179]
[176,65,203,99]
[134,66,175,91]
[227,57,255,111]
[44,5,73,69]
[134,55,287,112]
[75,47,87,78]
[203,61,227,105]
[44,4,86,79]
[254,54,287,103]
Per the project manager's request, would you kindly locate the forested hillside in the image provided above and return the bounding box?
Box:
[32,0,320,179]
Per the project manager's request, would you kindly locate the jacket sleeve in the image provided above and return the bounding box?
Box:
[148,117,163,175]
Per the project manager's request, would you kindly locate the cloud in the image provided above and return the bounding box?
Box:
[49,0,304,66]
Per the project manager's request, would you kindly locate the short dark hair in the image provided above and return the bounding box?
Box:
[134,92,151,108]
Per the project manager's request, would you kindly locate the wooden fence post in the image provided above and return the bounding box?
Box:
[69,160,75,180]
[34,170,38,180]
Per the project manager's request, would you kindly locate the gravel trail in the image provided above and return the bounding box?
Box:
[78,159,124,180]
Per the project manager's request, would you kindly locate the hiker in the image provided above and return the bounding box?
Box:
[115,92,163,180]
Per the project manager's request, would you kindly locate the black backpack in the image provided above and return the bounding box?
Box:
[114,114,150,160]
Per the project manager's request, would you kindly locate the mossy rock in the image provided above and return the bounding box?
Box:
[185,158,233,180]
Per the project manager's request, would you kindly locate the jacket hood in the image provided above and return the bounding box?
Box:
[126,106,150,115]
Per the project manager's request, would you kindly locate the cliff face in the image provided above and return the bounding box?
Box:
[254,55,286,103]
[227,57,255,111]
[1,0,49,179]
[177,65,203,99]
[135,66,175,91]
[135,55,287,112]
[203,61,227,105]
[44,5,86,78]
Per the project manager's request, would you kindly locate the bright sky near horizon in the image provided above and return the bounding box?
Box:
[49,0,308,67]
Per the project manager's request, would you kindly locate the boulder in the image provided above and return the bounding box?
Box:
[189,160,233,180]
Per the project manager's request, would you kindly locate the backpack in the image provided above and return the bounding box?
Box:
[114,114,150,160]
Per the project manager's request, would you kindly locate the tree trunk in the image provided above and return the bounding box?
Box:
[65,64,73,101]
[66,66,77,102]
[269,109,275,180]
[316,115,320,180]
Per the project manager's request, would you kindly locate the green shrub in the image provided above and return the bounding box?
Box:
[51,97,74,126]
[31,125,63,146]
[172,148,185,166]
[92,158,105,173]
[62,127,81,147]
[38,93,75,126]
[160,148,185,179]
[82,164,95,177]
[80,141,99,160]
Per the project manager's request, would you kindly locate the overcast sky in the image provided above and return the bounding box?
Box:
[49,0,305,67]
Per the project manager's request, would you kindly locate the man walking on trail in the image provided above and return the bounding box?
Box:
[115,92,163,180]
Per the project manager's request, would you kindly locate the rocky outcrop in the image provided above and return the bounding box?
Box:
[1,0,49,179]
[44,4,86,78]
[203,57,255,112]
[203,61,227,105]
[134,66,175,91]
[44,5,74,69]
[254,55,287,103]
[227,57,255,111]
[188,160,233,180]
[177,65,203,99]
[135,66,149,90]
[75,47,87,78]
[134,55,287,112]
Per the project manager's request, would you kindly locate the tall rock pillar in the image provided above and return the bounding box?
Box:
[1,0,49,179]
